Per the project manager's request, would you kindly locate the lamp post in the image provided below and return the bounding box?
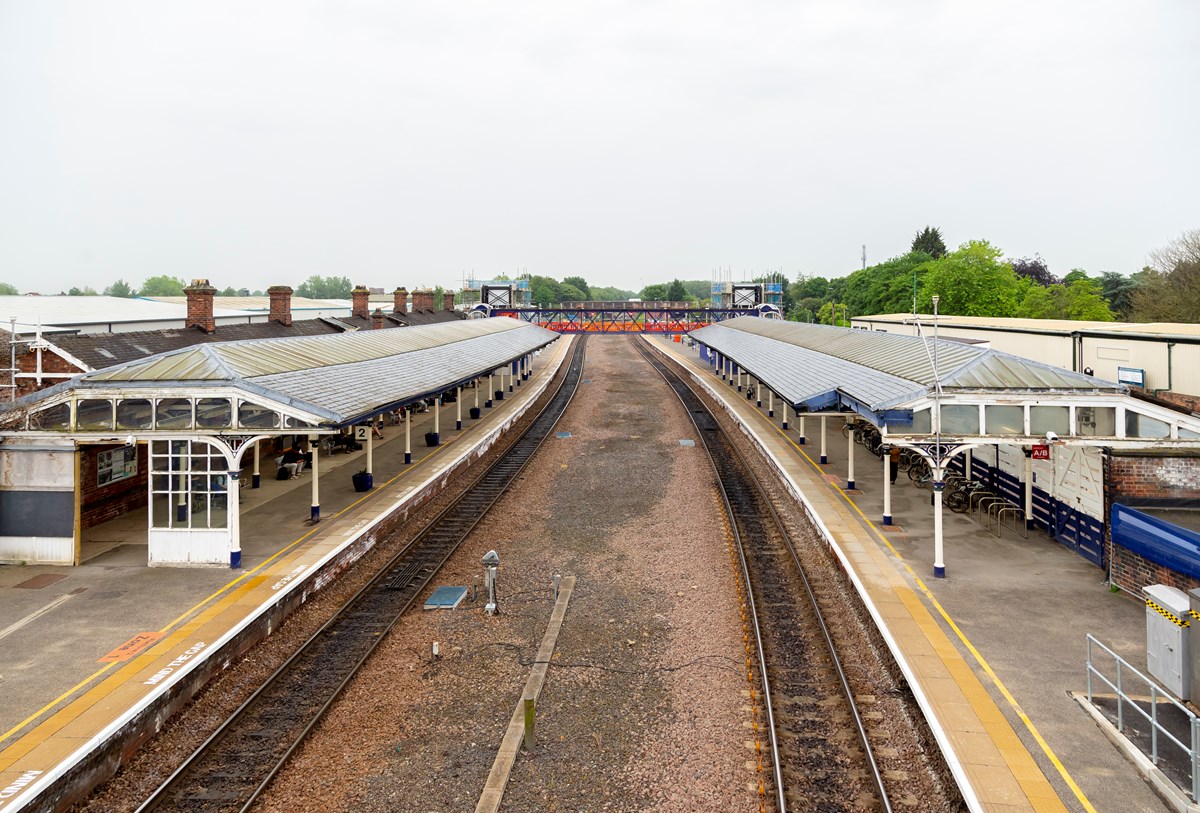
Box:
[932,294,945,578]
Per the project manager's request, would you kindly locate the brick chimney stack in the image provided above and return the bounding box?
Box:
[412,289,435,312]
[267,285,293,326]
[392,287,408,315]
[371,307,386,330]
[351,285,370,320]
[443,292,456,311]
[185,279,217,334]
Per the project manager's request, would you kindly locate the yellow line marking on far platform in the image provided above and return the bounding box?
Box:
[772,423,1095,813]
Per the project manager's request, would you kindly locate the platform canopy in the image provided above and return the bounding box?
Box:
[689,317,1200,444]
[4,318,558,436]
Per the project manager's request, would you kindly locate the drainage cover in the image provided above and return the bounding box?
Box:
[679,439,696,447]
[555,431,572,439]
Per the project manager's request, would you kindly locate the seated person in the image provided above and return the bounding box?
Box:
[280,448,305,478]
[334,433,359,452]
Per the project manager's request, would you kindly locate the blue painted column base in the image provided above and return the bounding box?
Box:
[176,504,187,522]
[310,505,320,522]
[486,399,493,408]
[430,432,440,445]
[798,436,806,445]
[820,454,828,464]
[756,400,761,408]
[768,410,773,417]
[252,473,261,489]
[846,479,855,490]
[782,421,788,430]
[456,420,462,430]
[934,565,946,578]
[883,515,893,526]
[230,550,242,569]
[404,452,412,464]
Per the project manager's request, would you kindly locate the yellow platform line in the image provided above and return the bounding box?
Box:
[772,424,1095,813]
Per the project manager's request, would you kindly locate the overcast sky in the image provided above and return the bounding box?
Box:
[1,1,1197,296]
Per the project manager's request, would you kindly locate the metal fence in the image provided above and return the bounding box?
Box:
[1086,633,1200,801]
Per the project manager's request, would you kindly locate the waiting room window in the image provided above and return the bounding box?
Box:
[1030,406,1070,437]
[1076,406,1116,437]
[33,403,70,430]
[155,398,193,430]
[77,399,114,431]
[984,405,1024,435]
[940,405,980,435]
[116,399,153,430]
[238,401,279,429]
[1126,411,1170,439]
[149,439,228,530]
[196,398,232,429]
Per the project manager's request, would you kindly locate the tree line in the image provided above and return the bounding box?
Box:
[787,226,1199,325]
[10,227,1199,326]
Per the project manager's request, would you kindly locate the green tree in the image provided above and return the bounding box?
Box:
[589,285,636,301]
[640,283,669,301]
[0,282,17,295]
[1099,271,1138,320]
[104,279,134,297]
[67,286,98,296]
[666,279,688,302]
[842,251,932,317]
[918,241,1019,317]
[559,283,586,303]
[295,275,352,299]
[1131,230,1200,322]
[911,226,947,259]
[219,287,238,296]
[138,275,187,296]
[562,276,590,299]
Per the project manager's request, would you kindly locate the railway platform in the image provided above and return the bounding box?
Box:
[0,336,574,813]
[651,335,1169,813]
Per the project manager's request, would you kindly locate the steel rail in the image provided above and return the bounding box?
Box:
[136,335,588,813]
[635,336,892,813]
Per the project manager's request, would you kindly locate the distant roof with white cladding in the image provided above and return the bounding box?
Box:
[16,318,559,426]
[689,317,1123,416]
[0,295,256,329]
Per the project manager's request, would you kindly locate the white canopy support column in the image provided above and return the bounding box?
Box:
[310,441,320,523]
[432,397,441,445]
[798,415,806,445]
[228,470,242,568]
[456,386,463,430]
[882,452,892,526]
[767,389,774,418]
[933,472,946,578]
[252,442,261,489]
[846,425,856,490]
[755,378,762,408]
[474,379,480,416]
[782,404,788,431]
[405,408,412,464]
[820,416,828,464]
[509,360,515,392]
[366,428,373,475]
[487,373,494,407]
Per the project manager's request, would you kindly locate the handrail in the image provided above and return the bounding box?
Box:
[1086,634,1200,801]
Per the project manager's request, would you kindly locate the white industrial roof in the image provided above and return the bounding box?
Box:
[0,295,257,329]
[856,313,1200,339]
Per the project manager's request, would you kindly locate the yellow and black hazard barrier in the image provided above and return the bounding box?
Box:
[1146,598,1190,627]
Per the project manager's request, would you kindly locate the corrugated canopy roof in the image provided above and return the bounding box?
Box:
[19,318,559,426]
[689,317,1122,417]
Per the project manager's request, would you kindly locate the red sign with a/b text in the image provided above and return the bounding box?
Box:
[1031,445,1050,460]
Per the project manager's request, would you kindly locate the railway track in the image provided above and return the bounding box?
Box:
[136,336,588,813]
[635,337,891,813]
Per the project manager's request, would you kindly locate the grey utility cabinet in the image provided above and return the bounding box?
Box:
[1145,584,1190,700]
